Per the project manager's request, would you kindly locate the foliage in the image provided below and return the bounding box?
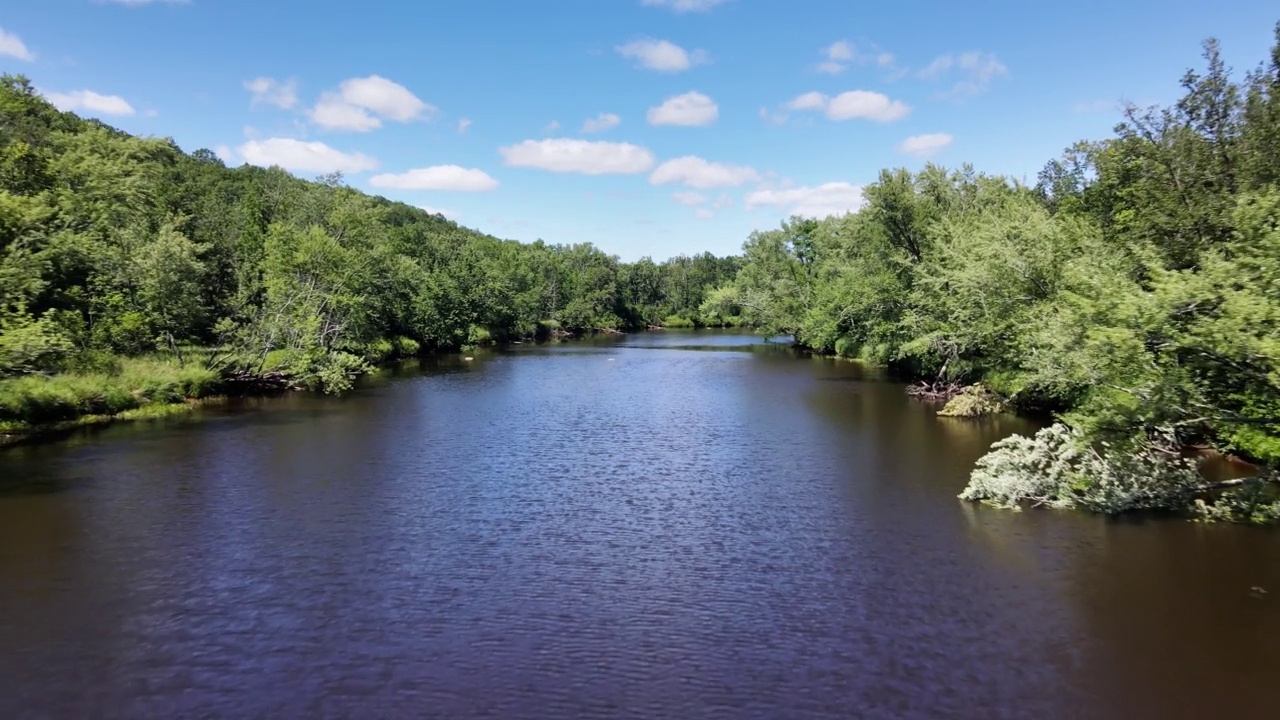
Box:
[712,26,1280,521]
[0,74,737,426]
[959,423,1204,515]
[937,385,1005,418]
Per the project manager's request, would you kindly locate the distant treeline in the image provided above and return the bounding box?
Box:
[704,27,1280,522]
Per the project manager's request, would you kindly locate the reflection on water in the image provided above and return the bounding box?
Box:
[1,330,1278,720]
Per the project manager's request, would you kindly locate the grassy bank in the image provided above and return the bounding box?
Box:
[0,357,224,443]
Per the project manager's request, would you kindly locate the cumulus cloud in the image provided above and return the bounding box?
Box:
[543,120,562,134]
[641,0,732,11]
[582,112,621,133]
[458,118,472,134]
[647,91,718,126]
[369,165,498,191]
[786,91,828,112]
[244,77,298,109]
[781,90,909,122]
[0,27,34,62]
[918,51,1008,98]
[43,90,135,116]
[616,38,708,73]
[745,182,865,218]
[499,139,656,175]
[237,138,378,174]
[897,133,953,158]
[650,156,759,189]
[309,75,435,132]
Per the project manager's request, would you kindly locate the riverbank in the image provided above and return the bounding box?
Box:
[0,328,659,447]
[0,357,230,447]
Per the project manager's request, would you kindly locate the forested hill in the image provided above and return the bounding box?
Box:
[0,74,741,399]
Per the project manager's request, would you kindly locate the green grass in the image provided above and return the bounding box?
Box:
[0,356,221,429]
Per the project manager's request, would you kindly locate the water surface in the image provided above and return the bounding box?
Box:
[1,331,1277,719]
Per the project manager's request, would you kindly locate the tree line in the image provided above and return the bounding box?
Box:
[706,26,1280,522]
[0,74,739,426]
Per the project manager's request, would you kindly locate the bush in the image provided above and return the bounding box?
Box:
[960,423,1203,514]
[394,336,421,357]
[663,314,695,329]
[938,385,1005,417]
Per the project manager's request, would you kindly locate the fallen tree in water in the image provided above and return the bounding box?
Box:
[959,424,1280,523]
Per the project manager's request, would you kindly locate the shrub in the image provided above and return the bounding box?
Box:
[938,385,1005,417]
[960,423,1203,514]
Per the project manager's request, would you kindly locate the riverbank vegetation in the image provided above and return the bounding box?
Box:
[0,74,739,434]
[706,28,1280,522]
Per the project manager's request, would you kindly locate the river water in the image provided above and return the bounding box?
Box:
[0,331,1277,719]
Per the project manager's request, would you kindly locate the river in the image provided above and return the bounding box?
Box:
[1,331,1277,719]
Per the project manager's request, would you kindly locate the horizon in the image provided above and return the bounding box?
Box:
[2,0,1277,260]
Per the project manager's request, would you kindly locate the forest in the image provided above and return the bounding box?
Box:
[707,27,1280,522]
[0,73,739,429]
[3,27,1280,522]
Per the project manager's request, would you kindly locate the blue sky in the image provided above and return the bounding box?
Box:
[1,0,1278,260]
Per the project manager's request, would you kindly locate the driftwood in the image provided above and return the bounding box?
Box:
[222,370,295,394]
[906,380,964,402]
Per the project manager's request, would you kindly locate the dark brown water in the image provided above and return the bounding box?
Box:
[1,331,1277,720]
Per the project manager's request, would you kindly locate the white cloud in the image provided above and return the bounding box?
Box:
[746,182,865,218]
[543,120,562,134]
[499,138,656,175]
[828,91,910,121]
[918,51,1008,98]
[640,0,731,12]
[244,77,298,109]
[813,40,899,75]
[713,194,733,210]
[237,138,378,174]
[309,75,435,132]
[213,145,235,164]
[647,91,718,126]
[43,90,135,116]
[672,191,707,206]
[695,208,715,219]
[786,91,828,111]
[897,133,953,158]
[458,118,472,134]
[310,95,380,132]
[782,90,909,122]
[616,38,708,73]
[369,165,498,191]
[0,27,34,62]
[650,156,759,189]
[826,40,855,62]
[582,112,621,133]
